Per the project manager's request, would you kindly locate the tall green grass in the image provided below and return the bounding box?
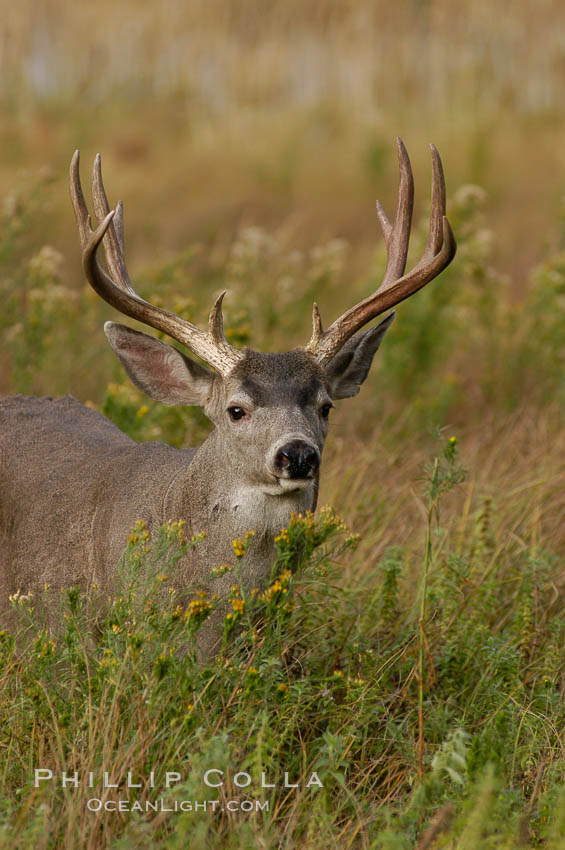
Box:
[0,436,564,848]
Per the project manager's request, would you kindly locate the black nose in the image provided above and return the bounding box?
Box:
[275,440,320,479]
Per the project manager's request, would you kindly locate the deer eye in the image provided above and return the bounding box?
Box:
[227,405,247,422]
[320,403,333,420]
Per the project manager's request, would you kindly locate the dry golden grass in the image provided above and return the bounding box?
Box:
[4,0,565,114]
[321,402,565,586]
[1,0,565,281]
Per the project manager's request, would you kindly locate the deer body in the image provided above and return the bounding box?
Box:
[0,140,456,655]
[0,368,319,609]
[0,394,188,598]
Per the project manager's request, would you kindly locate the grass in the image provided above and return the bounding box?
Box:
[3,1,565,287]
[1,177,565,846]
[0,439,564,848]
[2,2,565,845]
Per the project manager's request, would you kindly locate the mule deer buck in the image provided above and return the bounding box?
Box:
[0,139,455,656]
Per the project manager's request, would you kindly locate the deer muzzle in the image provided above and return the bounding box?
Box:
[273,439,320,480]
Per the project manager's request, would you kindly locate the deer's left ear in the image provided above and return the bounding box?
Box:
[324,312,395,399]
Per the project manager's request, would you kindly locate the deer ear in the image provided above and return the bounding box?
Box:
[324,312,395,400]
[104,322,217,406]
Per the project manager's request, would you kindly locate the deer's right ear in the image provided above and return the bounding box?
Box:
[104,322,217,406]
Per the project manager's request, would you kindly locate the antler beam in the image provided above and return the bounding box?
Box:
[70,151,243,377]
[305,139,456,366]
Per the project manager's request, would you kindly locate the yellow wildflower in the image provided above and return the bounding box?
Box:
[232,530,256,558]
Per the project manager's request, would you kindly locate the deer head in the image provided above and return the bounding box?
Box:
[69,139,456,503]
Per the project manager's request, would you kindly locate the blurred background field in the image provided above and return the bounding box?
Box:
[2,2,565,846]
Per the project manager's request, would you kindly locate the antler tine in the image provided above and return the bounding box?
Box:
[209,290,228,344]
[413,144,446,268]
[69,150,93,248]
[91,154,136,297]
[114,200,126,256]
[70,150,124,298]
[378,137,414,288]
[70,151,243,377]
[305,142,456,366]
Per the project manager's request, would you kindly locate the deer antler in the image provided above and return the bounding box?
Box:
[69,151,243,377]
[305,138,456,366]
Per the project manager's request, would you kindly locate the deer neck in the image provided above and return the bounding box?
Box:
[168,429,317,571]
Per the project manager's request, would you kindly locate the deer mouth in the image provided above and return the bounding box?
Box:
[275,475,313,491]
[260,473,314,496]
